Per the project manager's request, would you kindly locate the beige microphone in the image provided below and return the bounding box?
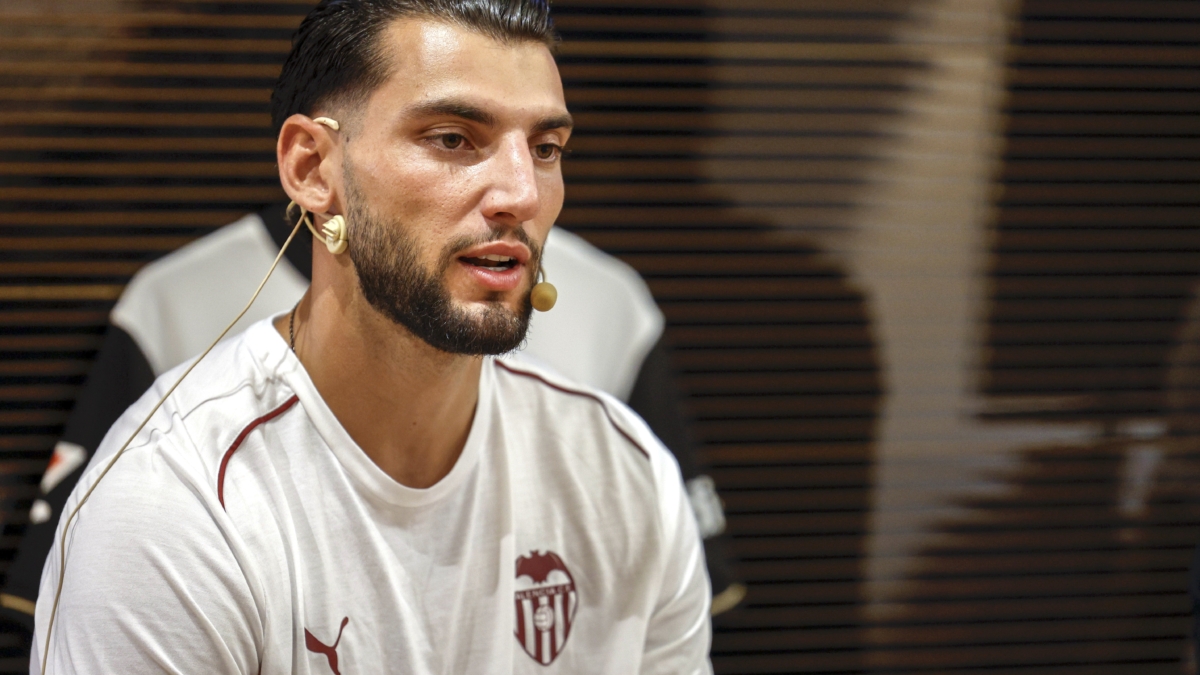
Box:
[530,266,557,312]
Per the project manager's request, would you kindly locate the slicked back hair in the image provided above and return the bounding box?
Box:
[270,0,558,134]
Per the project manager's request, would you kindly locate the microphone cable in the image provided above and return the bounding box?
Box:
[39,208,308,675]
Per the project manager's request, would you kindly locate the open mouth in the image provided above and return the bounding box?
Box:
[460,254,518,271]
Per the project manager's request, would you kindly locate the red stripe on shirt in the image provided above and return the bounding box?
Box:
[494,360,651,461]
[217,395,300,509]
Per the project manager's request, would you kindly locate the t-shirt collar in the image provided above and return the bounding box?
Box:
[245,315,490,508]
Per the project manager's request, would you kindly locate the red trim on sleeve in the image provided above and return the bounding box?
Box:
[494,360,651,461]
[217,394,300,509]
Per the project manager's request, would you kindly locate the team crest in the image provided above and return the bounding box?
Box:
[514,550,577,665]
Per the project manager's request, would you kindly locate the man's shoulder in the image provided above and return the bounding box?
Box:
[89,321,297,484]
[490,357,676,479]
[48,321,300,617]
[490,357,692,560]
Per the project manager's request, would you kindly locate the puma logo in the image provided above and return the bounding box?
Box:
[305,617,349,675]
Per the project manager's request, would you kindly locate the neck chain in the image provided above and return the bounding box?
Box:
[288,300,300,352]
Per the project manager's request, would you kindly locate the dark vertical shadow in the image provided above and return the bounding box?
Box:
[551,2,943,670]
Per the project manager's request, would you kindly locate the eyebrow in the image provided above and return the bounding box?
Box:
[532,113,574,135]
[407,99,498,127]
[406,98,573,135]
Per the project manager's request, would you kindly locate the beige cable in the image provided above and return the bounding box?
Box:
[40,212,307,674]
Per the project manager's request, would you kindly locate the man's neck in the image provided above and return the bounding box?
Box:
[275,283,481,490]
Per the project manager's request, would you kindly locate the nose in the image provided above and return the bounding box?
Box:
[480,134,540,228]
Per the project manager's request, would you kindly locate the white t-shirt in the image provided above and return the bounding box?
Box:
[32,318,711,675]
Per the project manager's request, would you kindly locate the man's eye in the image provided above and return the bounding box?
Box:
[438,133,465,150]
[534,143,562,161]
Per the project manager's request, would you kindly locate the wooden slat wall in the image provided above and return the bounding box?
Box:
[871,1,1200,673]
[555,3,907,673]
[986,0,1200,422]
[0,2,901,671]
[3,0,1197,673]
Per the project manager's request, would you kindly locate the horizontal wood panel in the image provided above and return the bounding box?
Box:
[0,3,891,673]
[3,1,1197,673]
[1022,1,1200,19]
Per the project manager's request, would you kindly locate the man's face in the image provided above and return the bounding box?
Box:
[336,19,570,354]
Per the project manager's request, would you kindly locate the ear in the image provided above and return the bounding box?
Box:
[277,114,341,215]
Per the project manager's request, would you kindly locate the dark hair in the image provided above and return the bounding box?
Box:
[270,0,558,134]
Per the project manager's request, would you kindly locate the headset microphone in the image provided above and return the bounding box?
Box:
[531,266,557,312]
[321,215,348,254]
[305,117,348,255]
[310,114,551,310]
[311,113,553,310]
[293,204,348,255]
[313,116,340,131]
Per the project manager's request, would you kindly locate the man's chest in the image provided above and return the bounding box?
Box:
[244,469,659,675]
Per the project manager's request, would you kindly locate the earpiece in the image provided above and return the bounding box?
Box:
[313,116,340,131]
[320,215,348,255]
[288,202,348,255]
[530,266,557,312]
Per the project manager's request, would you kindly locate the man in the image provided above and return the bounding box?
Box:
[2,207,743,640]
[32,1,712,673]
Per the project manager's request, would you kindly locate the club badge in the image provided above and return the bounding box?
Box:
[514,550,577,666]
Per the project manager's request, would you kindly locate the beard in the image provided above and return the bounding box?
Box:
[343,177,538,356]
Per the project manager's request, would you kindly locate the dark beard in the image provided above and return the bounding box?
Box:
[344,183,537,355]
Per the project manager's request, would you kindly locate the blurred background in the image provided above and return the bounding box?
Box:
[2,0,1200,672]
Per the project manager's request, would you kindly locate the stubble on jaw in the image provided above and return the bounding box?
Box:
[341,162,539,355]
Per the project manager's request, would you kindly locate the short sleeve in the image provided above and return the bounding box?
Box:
[641,444,714,675]
[31,445,262,675]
